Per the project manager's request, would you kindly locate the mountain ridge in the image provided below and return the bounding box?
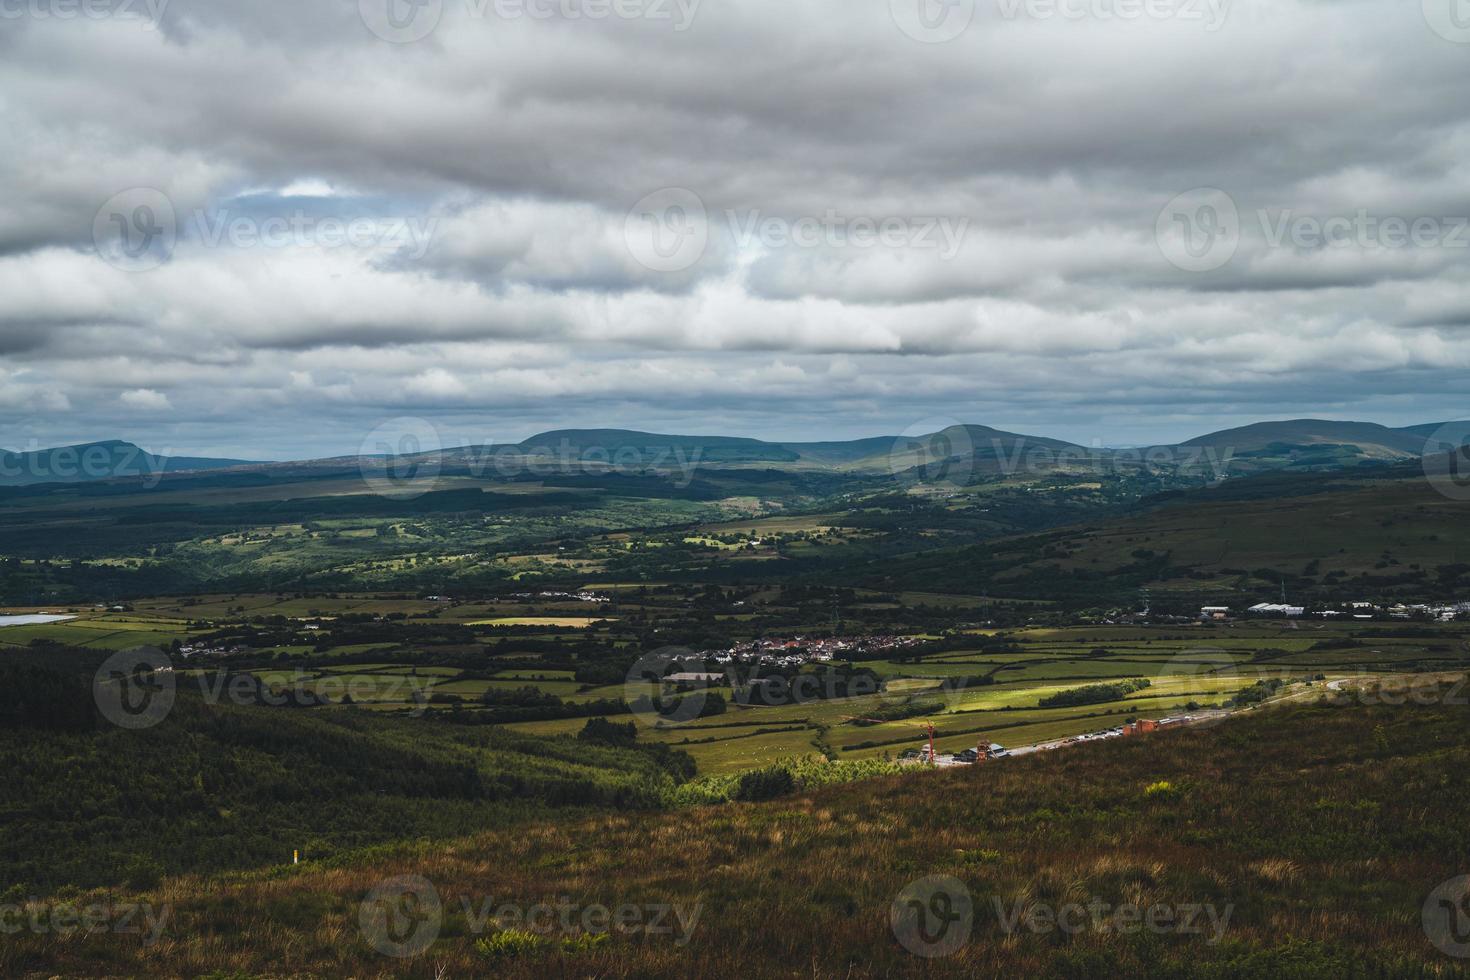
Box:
[0,440,261,487]
[8,419,1466,485]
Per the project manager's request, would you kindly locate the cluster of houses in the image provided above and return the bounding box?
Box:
[175,642,251,659]
[698,634,926,667]
[505,590,610,604]
[1200,601,1470,622]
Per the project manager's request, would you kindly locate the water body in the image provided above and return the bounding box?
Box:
[0,614,77,626]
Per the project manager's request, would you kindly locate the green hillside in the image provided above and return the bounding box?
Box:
[0,647,692,894]
[9,685,1467,977]
[851,463,1470,603]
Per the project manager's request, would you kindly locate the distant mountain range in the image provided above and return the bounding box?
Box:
[3,419,1463,487]
[0,440,261,487]
[498,420,1459,474]
[497,424,1079,471]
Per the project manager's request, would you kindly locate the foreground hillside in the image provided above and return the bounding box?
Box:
[8,685,1469,978]
[0,648,694,894]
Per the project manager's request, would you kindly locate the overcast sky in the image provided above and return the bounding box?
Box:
[2,0,1469,458]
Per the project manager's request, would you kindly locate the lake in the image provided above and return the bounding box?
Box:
[0,614,77,626]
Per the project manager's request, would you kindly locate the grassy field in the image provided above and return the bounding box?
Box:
[7,600,1463,777]
[10,687,1468,978]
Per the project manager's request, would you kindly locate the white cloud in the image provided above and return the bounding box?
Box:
[119,389,172,411]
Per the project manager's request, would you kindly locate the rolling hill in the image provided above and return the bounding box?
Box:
[0,440,258,487]
[851,455,1470,604]
[501,425,1088,474]
[1177,419,1430,463]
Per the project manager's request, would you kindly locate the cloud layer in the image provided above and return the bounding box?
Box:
[2,0,1469,456]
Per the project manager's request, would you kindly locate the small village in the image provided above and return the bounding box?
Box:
[699,634,927,667]
[1199,600,1470,622]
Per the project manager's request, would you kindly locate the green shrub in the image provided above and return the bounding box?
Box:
[1144,780,1181,801]
[561,932,611,954]
[474,929,548,959]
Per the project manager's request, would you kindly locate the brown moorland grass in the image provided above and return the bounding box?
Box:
[6,686,1470,979]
